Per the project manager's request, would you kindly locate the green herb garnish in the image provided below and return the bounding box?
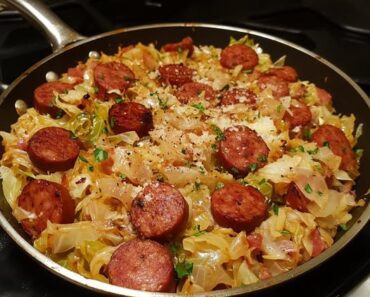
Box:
[55,109,64,119]
[323,141,330,148]
[114,97,124,104]
[280,230,291,235]
[339,223,348,231]
[175,261,193,279]
[192,225,206,237]
[304,183,313,194]
[79,156,89,163]
[215,182,224,190]
[307,147,319,155]
[93,148,108,162]
[257,155,267,162]
[272,204,279,215]
[210,124,224,142]
[249,163,257,172]
[192,102,205,113]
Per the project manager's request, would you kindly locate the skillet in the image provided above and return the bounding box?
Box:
[0,0,369,296]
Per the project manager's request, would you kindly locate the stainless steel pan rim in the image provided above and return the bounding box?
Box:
[0,22,369,297]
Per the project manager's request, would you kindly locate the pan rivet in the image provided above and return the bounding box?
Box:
[15,99,28,116]
[46,71,59,82]
[89,51,100,59]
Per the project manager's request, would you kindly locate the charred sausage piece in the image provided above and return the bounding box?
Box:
[107,239,175,292]
[211,182,268,232]
[34,81,74,118]
[316,87,332,106]
[265,66,298,82]
[217,126,269,177]
[311,124,358,175]
[17,179,75,239]
[67,65,85,83]
[310,228,328,257]
[257,75,289,99]
[158,64,193,86]
[94,62,135,94]
[109,102,153,137]
[220,88,257,107]
[27,127,80,172]
[220,44,258,70]
[283,102,312,129]
[283,182,310,212]
[130,182,189,240]
[175,82,216,104]
[162,36,194,57]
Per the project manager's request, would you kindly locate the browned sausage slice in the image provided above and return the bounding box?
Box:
[130,182,189,240]
[158,64,193,86]
[109,102,153,137]
[175,82,216,104]
[283,102,312,129]
[316,87,332,106]
[283,182,309,212]
[211,182,268,232]
[265,66,298,82]
[217,126,269,177]
[107,239,175,292]
[257,75,289,99]
[94,62,135,93]
[162,36,194,57]
[17,179,75,239]
[220,44,258,70]
[220,88,257,106]
[34,81,74,118]
[28,127,80,172]
[311,124,358,175]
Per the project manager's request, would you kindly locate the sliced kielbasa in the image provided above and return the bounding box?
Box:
[34,81,73,118]
[257,75,289,99]
[311,124,358,175]
[217,126,269,177]
[94,62,135,94]
[220,88,257,107]
[283,102,312,129]
[220,44,258,70]
[316,87,332,106]
[211,182,268,232]
[27,127,80,172]
[17,179,75,239]
[130,182,189,240]
[158,64,193,86]
[265,66,298,82]
[175,82,216,104]
[109,102,153,137]
[310,228,328,257]
[107,239,175,292]
[283,182,310,212]
[162,36,194,57]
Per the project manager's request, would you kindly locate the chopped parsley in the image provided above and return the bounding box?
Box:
[175,260,193,279]
[210,124,225,142]
[244,69,253,74]
[114,97,124,104]
[110,116,116,128]
[304,183,313,194]
[339,223,348,231]
[215,182,224,190]
[169,242,180,254]
[307,147,319,155]
[303,128,312,140]
[280,230,291,235]
[192,225,206,237]
[220,84,230,92]
[93,148,108,162]
[258,178,266,185]
[69,131,77,140]
[194,181,201,191]
[257,155,267,162]
[298,145,305,152]
[249,163,257,172]
[88,165,94,172]
[355,148,364,161]
[78,156,88,163]
[94,86,100,94]
[55,109,64,119]
[119,173,127,180]
[211,143,218,152]
[323,141,330,148]
[192,102,205,113]
[151,91,168,109]
[272,204,279,215]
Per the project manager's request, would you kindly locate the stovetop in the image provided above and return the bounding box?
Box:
[0,0,369,296]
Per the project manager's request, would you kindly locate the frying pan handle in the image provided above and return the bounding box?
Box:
[2,0,86,52]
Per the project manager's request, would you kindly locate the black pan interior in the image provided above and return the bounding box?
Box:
[0,24,369,254]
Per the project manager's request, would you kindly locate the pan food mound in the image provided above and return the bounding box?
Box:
[0,35,365,293]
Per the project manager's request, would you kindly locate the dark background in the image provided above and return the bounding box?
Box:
[0,0,369,296]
